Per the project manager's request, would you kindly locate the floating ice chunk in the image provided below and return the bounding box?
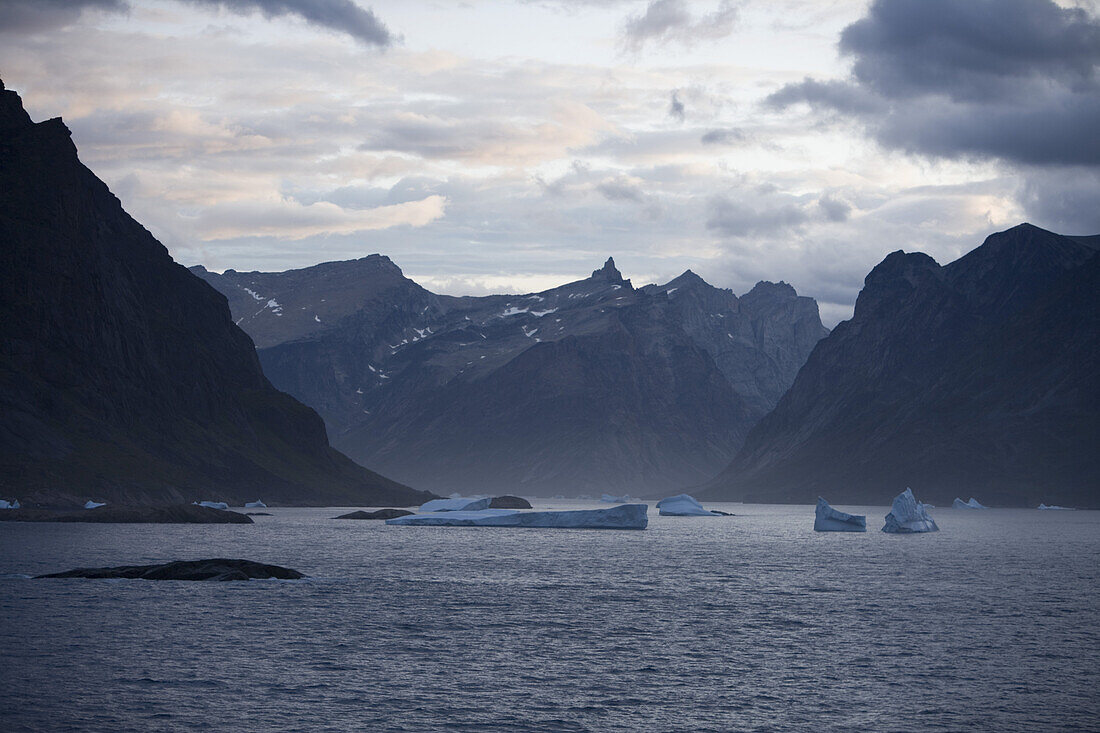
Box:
[0,499,19,509]
[193,501,229,510]
[656,494,718,516]
[418,497,492,512]
[387,504,648,530]
[600,493,633,503]
[882,489,938,533]
[814,497,866,532]
[952,497,987,509]
[245,500,267,508]
[1037,503,1075,510]
[84,500,107,510]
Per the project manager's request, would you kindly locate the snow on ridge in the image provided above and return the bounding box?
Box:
[530,308,558,317]
[242,287,264,301]
[501,306,529,317]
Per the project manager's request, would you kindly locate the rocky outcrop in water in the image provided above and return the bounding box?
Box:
[0,504,254,523]
[195,253,827,496]
[704,224,1100,508]
[36,559,303,581]
[0,80,432,509]
[334,508,414,520]
[489,496,533,509]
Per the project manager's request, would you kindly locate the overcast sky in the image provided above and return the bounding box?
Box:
[2,0,1098,324]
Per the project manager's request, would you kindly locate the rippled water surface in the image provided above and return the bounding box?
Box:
[2,502,1098,731]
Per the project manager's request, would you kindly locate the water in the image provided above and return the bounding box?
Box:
[1,502,1098,731]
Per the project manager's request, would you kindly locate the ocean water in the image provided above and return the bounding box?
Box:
[1,502,1098,732]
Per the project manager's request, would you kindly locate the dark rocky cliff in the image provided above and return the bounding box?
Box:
[703,224,1100,508]
[0,81,431,508]
[197,254,828,496]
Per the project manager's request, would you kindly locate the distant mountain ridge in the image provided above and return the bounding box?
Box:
[702,223,1100,508]
[0,80,432,508]
[194,256,828,495]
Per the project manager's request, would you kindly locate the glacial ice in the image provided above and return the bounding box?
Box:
[882,488,939,533]
[600,493,633,503]
[656,494,718,516]
[245,500,267,508]
[952,497,987,509]
[194,501,229,510]
[84,501,106,509]
[387,504,648,529]
[1037,504,1075,510]
[418,497,492,512]
[814,497,866,532]
[0,499,19,509]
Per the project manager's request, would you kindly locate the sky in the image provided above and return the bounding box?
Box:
[1,0,1098,325]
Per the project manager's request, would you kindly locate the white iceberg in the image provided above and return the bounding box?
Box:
[194,501,229,510]
[1037,503,1075,510]
[882,488,939,533]
[600,493,633,503]
[0,499,19,510]
[387,504,648,530]
[84,500,106,509]
[656,494,719,516]
[814,497,866,532]
[952,497,987,509]
[245,500,267,508]
[418,497,492,512]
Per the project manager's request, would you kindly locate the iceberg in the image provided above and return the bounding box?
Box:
[882,488,939,533]
[387,504,648,530]
[814,497,866,532]
[84,500,107,510]
[194,501,229,510]
[656,494,719,516]
[0,499,19,510]
[952,497,987,509]
[418,497,491,512]
[600,493,633,503]
[1037,503,1075,510]
[244,500,267,508]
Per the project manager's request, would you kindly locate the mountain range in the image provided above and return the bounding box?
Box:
[703,224,1100,508]
[0,80,431,508]
[194,256,828,495]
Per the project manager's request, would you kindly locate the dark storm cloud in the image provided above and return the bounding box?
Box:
[182,0,395,46]
[0,0,127,34]
[0,0,394,46]
[817,194,851,223]
[767,0,1100,168]
[622,0,738,51]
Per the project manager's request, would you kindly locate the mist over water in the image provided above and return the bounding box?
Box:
[2,503,1098,732]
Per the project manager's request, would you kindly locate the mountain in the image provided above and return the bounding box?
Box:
[702,224,1100,508]
[0,80,431,508]
[194,255,828,496]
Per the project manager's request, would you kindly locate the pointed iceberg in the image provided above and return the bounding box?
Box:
[387,504,648,529]
[245,500,267,508]
[418,497,492,512]
[0,499,19,510]
[814,497,866,532]
[656,494,718,516]
[952,497,986,509]
[882,489,939,533]
[84,500,107,509]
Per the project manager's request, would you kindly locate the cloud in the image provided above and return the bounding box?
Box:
[0,0,395,46]
[622,0,738,51]
[768,0,1100,168]
[818,194,851,222]
[668,91,685,121]
[706,195,810,237]
[700,127,744,145]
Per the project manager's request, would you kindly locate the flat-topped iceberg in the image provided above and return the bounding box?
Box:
[814,497,866,532]
[882,488,938,533]
[84,500,106,509]
[656,494,718,516]
[419,497,491,512]
[952,497,986,509]
[1037,503,1075,510]
[600,493,633,503]
[244,500,267,508]
[194,501,229,510]
[387,504,648,530]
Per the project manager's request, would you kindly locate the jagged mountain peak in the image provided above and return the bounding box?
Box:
[744,280,798,299]
[591,256,626,284]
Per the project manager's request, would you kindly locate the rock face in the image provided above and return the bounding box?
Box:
[656,494,718,516]
[334,508,413,520]
[489,495,533,509]
[882,489,939,534]
[36,558,303,581]
[0,504,253,523]
[813,497,866,532]
[385,503,649,529]
[0,81,432,509]
[195,255,827,497]
[704,224,1100,508]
